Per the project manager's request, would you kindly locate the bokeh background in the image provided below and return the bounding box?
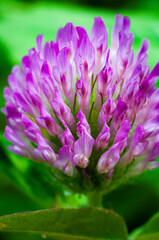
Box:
[0,0,159,233]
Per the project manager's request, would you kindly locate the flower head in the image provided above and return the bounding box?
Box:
[2,14,159,193]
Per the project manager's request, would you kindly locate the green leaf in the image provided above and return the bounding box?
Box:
[132,212,159,240]
[0,188,43,217]
[139,212,159,234]
[0,133,64,208]
[0,208,128,240]
[102,168,159,231]
[135,233,159,240]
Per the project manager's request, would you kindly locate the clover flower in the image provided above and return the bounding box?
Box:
[2,14,159,193]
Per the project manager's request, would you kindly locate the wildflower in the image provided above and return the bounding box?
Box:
[2,14,159,193]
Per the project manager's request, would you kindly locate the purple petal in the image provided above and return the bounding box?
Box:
[147,142,159,161]
[91,17,108,53]
[35,133,56,163]
[51,88,75,128]
[97,142,121,174]
[4,126,26,148]
[43,41,57,66]
[146,161,159,171]
[98,87,116,124]
[122,79,139,104]
[73,153,89,168]
[146,62,159,81]
[22,114,42,142]
[5,104,23,130]
[111,14,130,49]
[60,125,75,149]
[8,145,31,158]
[110,98,128,132]
[76,109,91,137]
[36,34,43,56]
[21,55,30,73]
[56,22,77,59]
[35,105,62,136]
[14,91,33,114]
[38,76,55,104]
[114,119,131,152]
[95,123,110,150]
[26,72,38,92]
[74,131,95,163]
[120,125,148,166]
[54,145,74,176]
[8,66,24,91]
[75,34,95,83]
[91,17,108,74]
[76,26,87,47]
[136,39,149,62]
[3,87,14,103]
[76,78,91,112]
[41,61,51,77]
[96,61,113,103]
[53,48,74,104]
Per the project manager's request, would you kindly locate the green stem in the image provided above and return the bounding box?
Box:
[87,191,103,208]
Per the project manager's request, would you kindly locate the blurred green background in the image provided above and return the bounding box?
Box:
[0,0,159,233]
